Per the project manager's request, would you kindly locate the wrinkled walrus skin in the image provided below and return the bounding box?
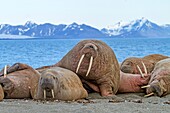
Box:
[34,67,88,101]
[120,54,169,74]
[118,71,150,93]
[145,58,170,97]
[54,40,120,96]
[0,63,40,99]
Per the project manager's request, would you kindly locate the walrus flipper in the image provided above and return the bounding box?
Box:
[0,63,29,77]
[7,63,30,74]
[0,77,14,94]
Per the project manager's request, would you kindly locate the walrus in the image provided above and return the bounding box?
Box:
[34,67,88,101]
[118,65,150,93]
[120,54,169,74]
[37,40,120,97]
[0,63,40,99]
[142,58,170,97]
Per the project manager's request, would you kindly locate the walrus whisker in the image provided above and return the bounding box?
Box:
[142,61,147,75]
[44,90,46,99]
[4,65,7,78]
[51,89,55,99]
[141,85,150,89]
[76,54,85,73]
[86,56,93,77]
[137,65,144,78]
[144,92,154,97]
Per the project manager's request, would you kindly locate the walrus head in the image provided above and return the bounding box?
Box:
[144,80,164,97]
[143,77,168,97]
[121,57,154,74]
[120,60,134,73]
[40,70,57,100]
[76,42,98,77]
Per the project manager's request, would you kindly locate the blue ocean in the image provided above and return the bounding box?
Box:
[0,38,170,69]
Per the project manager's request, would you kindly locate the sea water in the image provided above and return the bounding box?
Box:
[0,38,170,69]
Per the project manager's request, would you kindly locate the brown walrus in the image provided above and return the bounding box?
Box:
[120,54,169,74]
[0,63,40,99]
[34,67,88,101]
[142,58,170,97]
[37,40,120,97]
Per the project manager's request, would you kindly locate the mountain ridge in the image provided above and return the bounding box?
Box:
[0,18,170,39]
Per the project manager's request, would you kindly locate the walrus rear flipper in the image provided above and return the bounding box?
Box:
[0,63,29,77]
[7,63,29,74]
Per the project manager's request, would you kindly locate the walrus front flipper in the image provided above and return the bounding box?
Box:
[0,77,14,96]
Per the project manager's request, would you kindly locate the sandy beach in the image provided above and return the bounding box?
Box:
[1,93,170,113]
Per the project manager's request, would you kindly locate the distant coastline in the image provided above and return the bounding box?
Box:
[0,34,35,39]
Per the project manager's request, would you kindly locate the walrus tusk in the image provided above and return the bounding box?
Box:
[51,89,55,99]
[137,65,144,78]
[44,90,46,99]
[141,85,150,89]
[76,54,85,73]
[86,56,93,76]
[4,65,7,78]
[142,61,147,75]
[144,92,154,97]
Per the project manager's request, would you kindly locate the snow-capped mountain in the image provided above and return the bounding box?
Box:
[101,18,170,38]
[0,22,106,38]
[0,18,170,39]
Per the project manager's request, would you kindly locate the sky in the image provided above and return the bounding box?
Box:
[0,0,170,29]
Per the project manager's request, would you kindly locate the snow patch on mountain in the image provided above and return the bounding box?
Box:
[101,17,155,36]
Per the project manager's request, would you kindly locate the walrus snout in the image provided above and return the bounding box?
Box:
[40,74,56,99]
[146,84,163,97]
[40,75,55,90]
[121,65,132,73]
[75,43,98,77]
[121,61,133,73]
[41,82,54,90]
[145,80,165,97]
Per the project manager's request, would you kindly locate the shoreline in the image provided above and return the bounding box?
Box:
[1,93,170,113]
